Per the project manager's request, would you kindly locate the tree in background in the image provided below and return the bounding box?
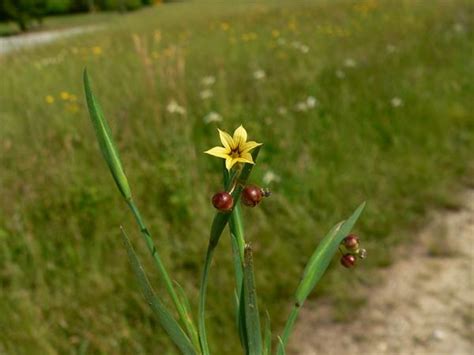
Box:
[0,0,153,33]
[0,0,47,31]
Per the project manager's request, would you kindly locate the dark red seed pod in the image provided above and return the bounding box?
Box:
[241,185,263,207]
[212,192,233,212]
[342,234,360,250]
[340,254,356,268]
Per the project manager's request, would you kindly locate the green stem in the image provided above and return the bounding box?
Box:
[198,246,214,355]
[229,204,247,350]
[197,147,261,355]
[276,304,300,355]
[126,199,201,353]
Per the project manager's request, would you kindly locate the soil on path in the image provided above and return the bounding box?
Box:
[291,190,474,355]
[0,25,101,54]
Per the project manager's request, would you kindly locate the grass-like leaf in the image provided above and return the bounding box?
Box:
[295,202,366,303]
[120,227,196,355]
[277,202,366,354]
[263,312,272,355]
[83,69,131,200]
[243,244,262,355]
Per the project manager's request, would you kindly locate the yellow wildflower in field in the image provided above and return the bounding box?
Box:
[67,103,80,113]
[288,19,297,32]
[241,32,257,42]
[45,95,54,104]
[272,29,280,38]
[154,30,162,43]
[221,22,230,31]
[60,91,70,100]
[205,125,262,170]
[92,46,103,55]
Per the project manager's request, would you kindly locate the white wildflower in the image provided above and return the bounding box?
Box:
[291,41,301,49]
[200,89,213,100]
[306,96,318,108]
[253,69,266,80]
[344,58,357,68]
[390,97,403,108]
[295,102,308,112]
[166,100,186,115]
[300,45,309,54]
[386,44,397,53]
[263,170,281,185]
[291,41,309,54]
[203,111,222,124]
[201,75,216,86]
[277,106,288,115]
[453,23,464,33]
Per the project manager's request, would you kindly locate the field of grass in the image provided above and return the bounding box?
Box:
[1,0,473,353]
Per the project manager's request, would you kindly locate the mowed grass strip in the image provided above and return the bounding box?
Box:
[0,1,473,353]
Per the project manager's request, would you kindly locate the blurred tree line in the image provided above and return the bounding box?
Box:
[0,0,156,31]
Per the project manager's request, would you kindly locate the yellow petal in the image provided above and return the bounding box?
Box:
[233,125,248,147]
[204,146,230,159]
[218,129,235,150]
[225,157,238,170]
[240,140,262,153]
[235,156,254,165]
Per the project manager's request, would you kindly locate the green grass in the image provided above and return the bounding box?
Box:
[1,0,473,353]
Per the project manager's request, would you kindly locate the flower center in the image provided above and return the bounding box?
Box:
[230,149,240,159]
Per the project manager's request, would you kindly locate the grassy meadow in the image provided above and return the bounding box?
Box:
[1,0,473,353]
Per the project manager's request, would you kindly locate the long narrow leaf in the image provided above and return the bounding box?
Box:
[295,201,366,303]
[174,281,201,351]
[229,204,246,350]
[120,227,196,355]
[243,244,262,355]
[277,202,366,355]
[263,312,272,355]
[83,69,131,200]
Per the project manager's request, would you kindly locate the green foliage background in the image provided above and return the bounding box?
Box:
[0,0,473,353]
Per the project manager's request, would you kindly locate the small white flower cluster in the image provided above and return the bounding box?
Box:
[34,50,68,69]
[200,75,216,100]
[253,69,266,80]
[263,170,281,185]
[166,100,186,115]
[200,89,213,100]
[294,96,318,112]
[277,106,288,115]
[201,75,216,86]
[203,111,223,124]
[276,38,309,54]
[291,41,309,54]
[390,97,403,108]
[386,44,397,54]
[344,58,357,68]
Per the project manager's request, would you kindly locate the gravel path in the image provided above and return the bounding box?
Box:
[291,190,474,355]
[0,25,101,54]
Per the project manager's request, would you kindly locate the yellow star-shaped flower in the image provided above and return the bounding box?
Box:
[205,125,262,170]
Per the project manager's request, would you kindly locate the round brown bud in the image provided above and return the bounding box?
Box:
[241,185,263,207]
[212,192,233,212]
[343,234,360,250]
[340,254,356,268]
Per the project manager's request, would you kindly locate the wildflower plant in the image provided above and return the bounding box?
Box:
[83,69,366,354]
